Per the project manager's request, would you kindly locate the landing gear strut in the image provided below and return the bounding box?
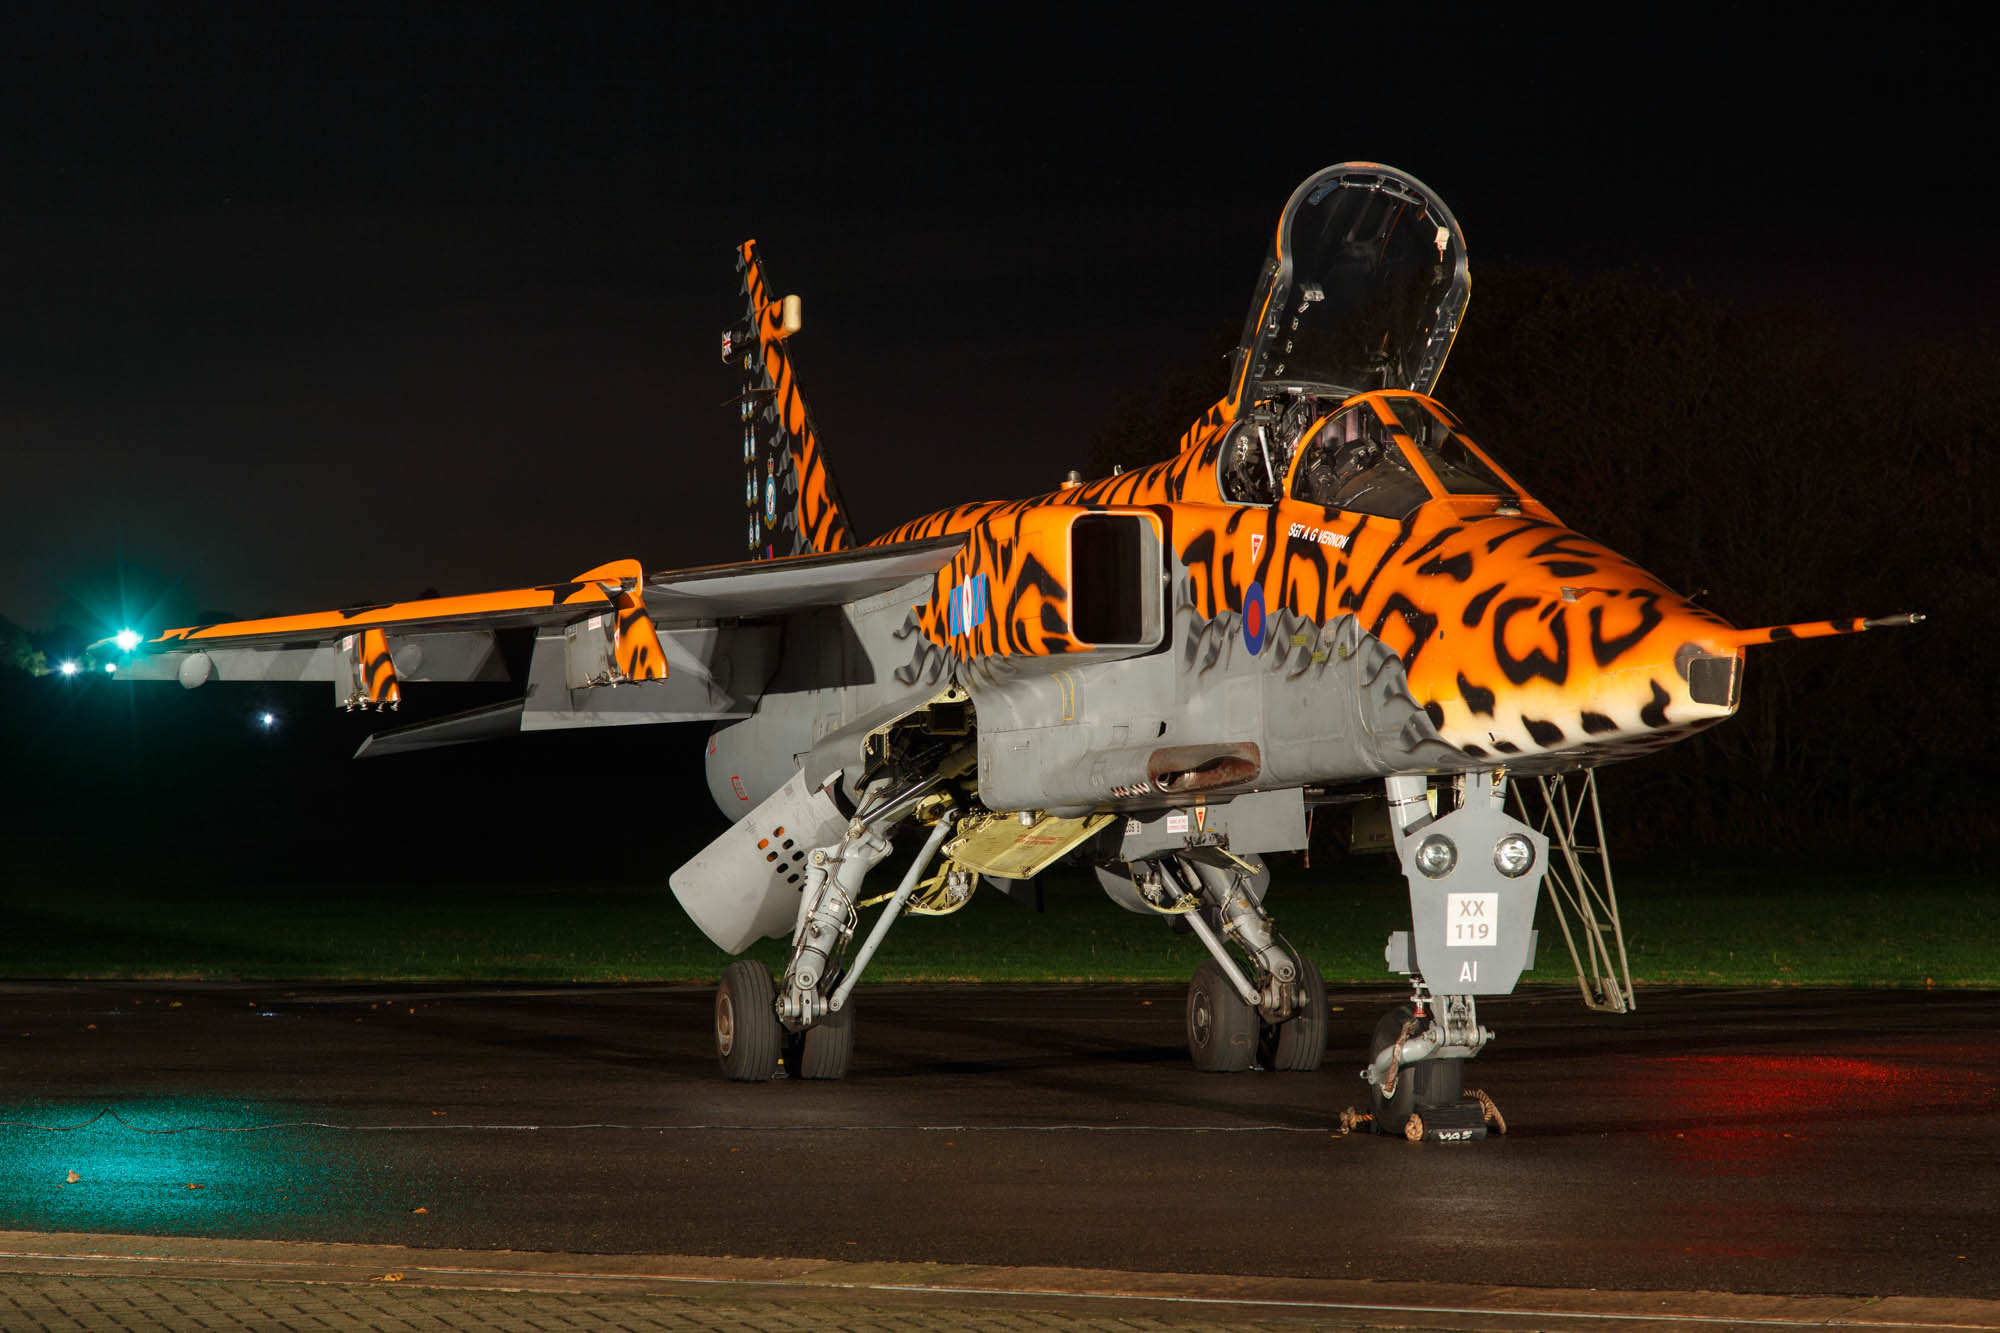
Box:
[1132,849,1326,1073]
[711,793,957,1083]
[1358,991,1483,1138]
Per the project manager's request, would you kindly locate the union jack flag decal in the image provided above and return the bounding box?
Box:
[947,572,988,638]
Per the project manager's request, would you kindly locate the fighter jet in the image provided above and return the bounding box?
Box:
[126,163,1916,1138]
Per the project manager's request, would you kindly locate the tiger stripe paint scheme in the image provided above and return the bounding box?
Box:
[153,577,627,646]
[882,389,1750,774]
[148,558,666,686]
[354,627,400,708]
[732,240,856,559]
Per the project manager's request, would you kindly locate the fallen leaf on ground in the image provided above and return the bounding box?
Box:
[186,1183,205,1190]
[373,1273,405,1283]
[410,1207,428,1214]
[66,1171,80,1184]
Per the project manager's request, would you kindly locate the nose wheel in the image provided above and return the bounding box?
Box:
[1367,1002,1464,1135]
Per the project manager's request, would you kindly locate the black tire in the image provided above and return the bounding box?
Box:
[715,960,781,1082]
[1368,1003,1461,1133]
[1186,958,1258,1072]
[1261,956,1328,1072]
[786,995,855,1080]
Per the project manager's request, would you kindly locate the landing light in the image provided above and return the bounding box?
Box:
[113,629,142,652]
[59,660,80,677]
[1494,833,1536,877]
[1415,834,1457,879]
[103,662,118,674]
[259,712,277,728]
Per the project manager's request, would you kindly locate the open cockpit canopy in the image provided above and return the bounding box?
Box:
[1236,163,1469,401]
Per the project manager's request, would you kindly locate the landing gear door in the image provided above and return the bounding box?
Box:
[1396,804,1545,995]
[669,769,849,954]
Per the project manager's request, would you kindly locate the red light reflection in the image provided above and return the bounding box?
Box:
[1635,1049,1992,1174]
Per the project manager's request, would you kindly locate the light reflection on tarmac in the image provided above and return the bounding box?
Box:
[0,1099,349,1235]
[0,982,1994,1302]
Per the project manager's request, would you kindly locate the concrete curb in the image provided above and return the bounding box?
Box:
[2,1230,1995,1331]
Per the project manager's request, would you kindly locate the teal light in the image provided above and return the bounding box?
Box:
[113,629,142,652]
[0,1096,336,1232]
[0,1096,418,1238]
[59,661,80,677]
[103,662,118,674]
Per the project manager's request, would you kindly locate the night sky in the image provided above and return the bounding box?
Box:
[4,6,1989,639]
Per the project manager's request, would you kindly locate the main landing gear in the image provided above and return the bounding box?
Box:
[713,793,957,1082]
[1127,850,1327,1074]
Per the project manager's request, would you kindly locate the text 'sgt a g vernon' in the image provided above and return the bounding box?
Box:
[126,163,1919,1141]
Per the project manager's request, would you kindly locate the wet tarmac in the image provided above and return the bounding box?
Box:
[1,981,1994,1302]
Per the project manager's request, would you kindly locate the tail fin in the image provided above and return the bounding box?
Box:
[723,240,857,558]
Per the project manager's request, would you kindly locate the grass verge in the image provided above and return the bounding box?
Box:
[0,864,1990,987]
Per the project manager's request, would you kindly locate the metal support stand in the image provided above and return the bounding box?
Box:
[1511,769,1634,1013]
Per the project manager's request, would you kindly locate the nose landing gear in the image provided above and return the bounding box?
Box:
[1345,990,1508,1141]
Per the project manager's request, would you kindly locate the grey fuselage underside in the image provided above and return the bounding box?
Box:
[702,546,1458,836]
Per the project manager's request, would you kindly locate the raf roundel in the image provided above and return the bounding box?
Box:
[1242,581,1267,656]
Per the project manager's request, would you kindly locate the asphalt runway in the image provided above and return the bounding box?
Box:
[0,980,1994,1306]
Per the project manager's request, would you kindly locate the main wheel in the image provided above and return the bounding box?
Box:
[715,960,782,1081]
[1186,958,1258,1072]
[785,994,855,1080]
[1259,955,1328,1072]
[1368,1003,1461,1133]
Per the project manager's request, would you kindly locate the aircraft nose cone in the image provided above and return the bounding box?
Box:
[1415,555,1743,766]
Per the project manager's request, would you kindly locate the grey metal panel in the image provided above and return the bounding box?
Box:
[354,699,527,757]
[669,769,849,953]
[123,630,504,686]
[1115,789,1308,859]
[119,644,344,684]
[519,623,779,729]
[1387,929,1539,978]
[1399,803,1548,995]
[386,632,507,681]
[642,537,961,624]
[703,571,949,814]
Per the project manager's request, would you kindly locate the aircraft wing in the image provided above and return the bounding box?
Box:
[638,536,963,622]
[124,539,965,752]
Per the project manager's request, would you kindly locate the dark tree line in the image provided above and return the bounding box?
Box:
[1089,268,1997,866]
